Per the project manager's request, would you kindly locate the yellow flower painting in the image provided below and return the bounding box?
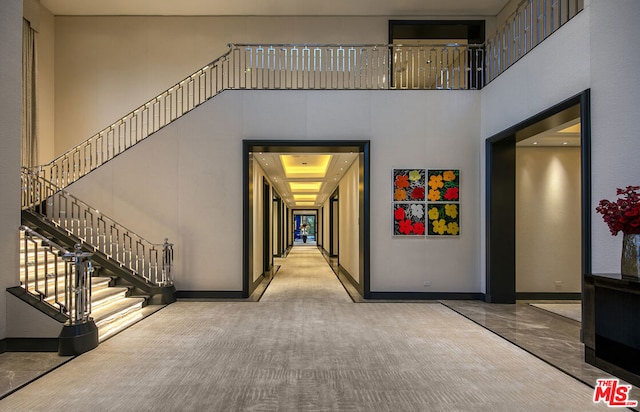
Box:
[426,203,460,236]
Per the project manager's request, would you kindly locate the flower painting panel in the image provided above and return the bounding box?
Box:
[393,203,426,236]
[393,169,426,202]
[427,169,460,202]
[427,203,460,236]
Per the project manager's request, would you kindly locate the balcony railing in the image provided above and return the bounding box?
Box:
[484,0,584,83]
[21,168,174,287]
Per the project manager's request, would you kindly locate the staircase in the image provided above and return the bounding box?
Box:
[14,227,149,342]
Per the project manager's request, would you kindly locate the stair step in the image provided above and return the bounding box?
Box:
[97,306,148,342]
[25,276,113,306]
[91,286,130,308]
[92,297,145,327]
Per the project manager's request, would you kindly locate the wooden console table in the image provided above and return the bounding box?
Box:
[584,273,640,387]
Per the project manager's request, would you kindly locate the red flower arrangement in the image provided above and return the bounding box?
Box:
[595,185,640,235]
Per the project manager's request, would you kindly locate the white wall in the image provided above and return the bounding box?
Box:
[338,159,360,282]
[66,89,481,294]
[516,147,582,293]
[0,0,22,341]
[589,0,640,273]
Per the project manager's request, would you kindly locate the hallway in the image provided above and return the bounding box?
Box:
[0,247,614,410]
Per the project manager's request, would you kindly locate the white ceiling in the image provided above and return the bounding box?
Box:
[40,0,511,16]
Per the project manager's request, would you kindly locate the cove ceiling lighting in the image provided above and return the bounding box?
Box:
[293,194,317,202]
[295,202,315,206]
[280,155,331,178]
[289,182,323,192]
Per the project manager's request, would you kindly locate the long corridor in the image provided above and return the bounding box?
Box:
[0,247,612,411]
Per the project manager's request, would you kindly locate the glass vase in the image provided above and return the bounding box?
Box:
[621,233,640,277]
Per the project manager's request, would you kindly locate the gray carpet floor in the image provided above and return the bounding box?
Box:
[0,247,614,411]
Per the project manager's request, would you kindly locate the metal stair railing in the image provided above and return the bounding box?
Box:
[21,168,174,287]
[19,225,93,325]
[33,43,484,190]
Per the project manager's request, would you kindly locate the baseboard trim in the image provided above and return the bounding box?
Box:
[176,290,245,299]
[0,337,59,353]
[338,265,360,291]
[368,292,486,300]
[516,292,582,300]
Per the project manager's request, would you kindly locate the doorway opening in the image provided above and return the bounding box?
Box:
[294,212,317,245]
[243,140,370,299]
[486,90,591,304]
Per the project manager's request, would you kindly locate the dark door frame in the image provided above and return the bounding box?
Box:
[485,90,591,303]
[329,189,339,258]
[243,140,370,298]
[263,177,272,275]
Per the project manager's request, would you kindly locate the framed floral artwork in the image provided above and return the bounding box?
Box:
[393,169,426,202]
[427,169,460,202]
[427,203,460,236]
[393,203,426,236]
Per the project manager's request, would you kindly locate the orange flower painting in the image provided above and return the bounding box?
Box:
[392,169,425,202]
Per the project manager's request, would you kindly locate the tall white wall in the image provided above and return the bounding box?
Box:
[66,89,481,293]
[338,159,360,282]
[589,0,640,273]
[516,147,582,293]
[0,0,22,341]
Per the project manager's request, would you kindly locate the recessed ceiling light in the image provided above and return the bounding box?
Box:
[533,142,538,145]
[563,142,568,145]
